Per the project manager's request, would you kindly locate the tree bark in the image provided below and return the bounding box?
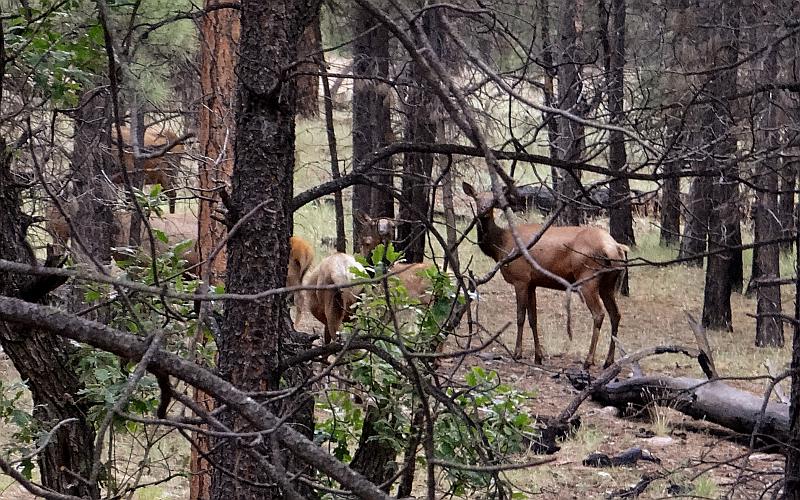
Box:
[196,0,239,283]
[296,9,321,118]
[786,187,800,498]
[753,47,784,347]
[72,89,117,265]
[555,0,586,226]
[352,6,394,247]
[209,1,319,498]
[0,140,99,498]
[701,0,740,332]
[398,11,440,263]
[678,172,711,265]
[778,159,797,252]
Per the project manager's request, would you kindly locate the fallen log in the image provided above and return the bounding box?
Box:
[592,376,790,447]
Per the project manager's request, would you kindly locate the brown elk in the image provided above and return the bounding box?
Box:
[108,125,185,214]
[462,182,629,368]
[355,211,435,304]
[295,252,364,344]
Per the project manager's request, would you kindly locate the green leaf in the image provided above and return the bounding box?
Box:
[153,229,168,244]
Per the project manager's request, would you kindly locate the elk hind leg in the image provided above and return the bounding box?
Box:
[526,286,543,364]
[513,284,528,360]
[599,281,621,368]
[582,284,605,368]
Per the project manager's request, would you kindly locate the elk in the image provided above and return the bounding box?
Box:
[108,125,185,214]
[355,211,435,304]
[462,182,629,368]
[295,252,364,344]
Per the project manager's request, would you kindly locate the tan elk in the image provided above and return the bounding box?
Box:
[108,125,185,214]
[462,182,628,368]
[295,252,365,344]
[355,211,436,304]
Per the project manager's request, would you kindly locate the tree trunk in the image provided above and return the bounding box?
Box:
[0,141,99,498]
[349,405,397,492]
[209,1,319,498]
[602,0,633,295]
[659,126,683,247]
[296,9,321,118]
[701,0,740,332]
[779,158,797,252]
[786,191,800,498]
[753,47,784,347]
[128,104,146,247]
[72,89,117,265]
[351,6,394,247]
[193,2,239,497]
[678,172,711,265]
[320,40,347,253]
[538,0,560,189]
[398,11,440,263]
[555,0,585,226]
[196,0,239,283]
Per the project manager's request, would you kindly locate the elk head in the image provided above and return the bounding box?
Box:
[355,210,397,258]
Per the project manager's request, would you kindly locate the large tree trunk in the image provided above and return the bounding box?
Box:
[753,47,784,347]
[0,140,99,497]
[209,1,319,498]
[192,2,239,498]
[351,7,394,247]
[296,9,322,118]
[555,0,586,226]
[398,11,441,263]
[701,0,740,331]
[678,171,711,265]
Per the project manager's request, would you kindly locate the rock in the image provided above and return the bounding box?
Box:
[642,436,674,448]
[599,406,620,417]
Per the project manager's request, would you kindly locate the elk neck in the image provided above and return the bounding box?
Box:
[475,209,509,262]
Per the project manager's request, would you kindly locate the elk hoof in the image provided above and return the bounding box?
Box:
[583,359,594,369]
[602,358,615,369]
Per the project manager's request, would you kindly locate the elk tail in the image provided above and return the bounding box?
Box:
[603,241,629,293]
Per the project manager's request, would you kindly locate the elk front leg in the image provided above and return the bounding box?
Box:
[526,286,543,364]
[513,284,528,359]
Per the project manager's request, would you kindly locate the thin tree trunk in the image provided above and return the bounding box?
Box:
[659,124,683,247]
[786,196,800,498]
[352,7,393,246]
[319,39,346,252]
[701,0,740,331]
[398,11,440,263]
[753,47,784,347]
[555,0,586,226]
[192,2,239,497]
[778,159,797,251]
[538,0,560,190]
[441,156,459,271]
[678,172,711,265]
[602,0,633,295]
[128,103,145,247]
[296,10,321,118]
[210,1,319,498]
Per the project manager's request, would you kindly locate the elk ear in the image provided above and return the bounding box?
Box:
[355,210,372,226]
[462,182,477,198]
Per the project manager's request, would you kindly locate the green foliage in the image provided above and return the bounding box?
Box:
[316,244,537,497]
[0,381,36,478]
[435,366,537,495]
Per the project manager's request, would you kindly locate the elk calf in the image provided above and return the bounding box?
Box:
[295,252,364,344]
[463,182,628,368]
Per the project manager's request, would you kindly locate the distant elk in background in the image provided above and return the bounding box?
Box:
[463,182,628,368]
[107,125,186,214]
